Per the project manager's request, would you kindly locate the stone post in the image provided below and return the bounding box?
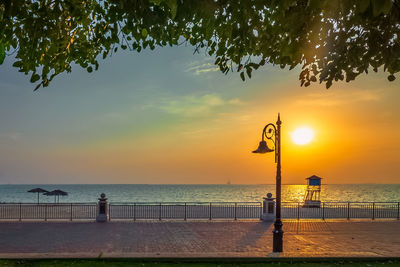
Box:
[96,193,109,222]
[261,193,275,221]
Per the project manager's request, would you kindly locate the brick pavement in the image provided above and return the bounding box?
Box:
[0,220,399,258]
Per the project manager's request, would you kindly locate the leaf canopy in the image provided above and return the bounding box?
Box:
[0,0,399,90]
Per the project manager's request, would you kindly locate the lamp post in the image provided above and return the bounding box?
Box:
[252,113,283,253]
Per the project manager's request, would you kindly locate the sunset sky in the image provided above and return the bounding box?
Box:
[1,45,399,184]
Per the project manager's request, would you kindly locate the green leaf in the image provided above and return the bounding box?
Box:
[30,73,40,83]
[371,0,385,16]
[308,0,322,10]
[326,80,332,89]
[357,0,370,13]
[166,0,178,19]
[149,0,163,5]
[381,0,393,14]
[0,43,5,65]
[141,29,148,38]
[87,66,93,73]
[388,74,396,81]
[240,72,245,81]
[12,61,23,68]
[246,68,252,78]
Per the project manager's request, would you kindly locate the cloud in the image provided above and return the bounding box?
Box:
[0,132,22,143]
[185,60,219,75]
[295,88,383,107]
[102,112,126,120]
[161,94,244,117]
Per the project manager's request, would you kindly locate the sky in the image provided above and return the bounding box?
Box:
[0,45,400,184]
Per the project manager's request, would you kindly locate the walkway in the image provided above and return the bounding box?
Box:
[0,220,399,258]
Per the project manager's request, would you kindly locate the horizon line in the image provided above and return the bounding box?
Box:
[1,183,399,185]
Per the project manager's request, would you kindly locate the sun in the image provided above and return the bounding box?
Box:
[291,127,314,145]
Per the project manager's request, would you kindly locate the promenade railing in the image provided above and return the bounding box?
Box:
[0,203,97,221]
[282,202,400,220]
[108,202,262,220]
[0,202,262,221]
[0,201,399,221]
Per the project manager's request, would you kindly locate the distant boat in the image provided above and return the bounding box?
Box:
[227,180,231,185]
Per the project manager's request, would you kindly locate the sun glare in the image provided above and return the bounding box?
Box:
[291,127,314,145]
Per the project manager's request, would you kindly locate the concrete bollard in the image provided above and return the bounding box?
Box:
[96,193,109,222]
[261,193,275,221]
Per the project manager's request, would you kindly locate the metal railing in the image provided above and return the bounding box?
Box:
[0,201,398,221]
[108,202,262,220]
[0,202,262,221]
[0,203,97,221]
[282,202,400,220]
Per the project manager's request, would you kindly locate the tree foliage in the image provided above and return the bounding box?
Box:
[0,0,399,90]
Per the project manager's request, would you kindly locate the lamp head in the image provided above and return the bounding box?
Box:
[252,140,274,154]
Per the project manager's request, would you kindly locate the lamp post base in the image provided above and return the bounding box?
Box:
[96,214,108,222]
[272,220,284,252]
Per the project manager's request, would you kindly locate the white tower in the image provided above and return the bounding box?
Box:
[304,175,322,207]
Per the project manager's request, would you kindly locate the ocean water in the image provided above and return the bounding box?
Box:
[0,184,399,204]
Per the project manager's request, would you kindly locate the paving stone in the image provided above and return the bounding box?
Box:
[0,220,399,258]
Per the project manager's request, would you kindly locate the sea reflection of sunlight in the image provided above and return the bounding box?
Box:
[283,185,307,202]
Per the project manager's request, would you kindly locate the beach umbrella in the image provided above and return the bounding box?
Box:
[27,188,49,204]
[44,189,68,203]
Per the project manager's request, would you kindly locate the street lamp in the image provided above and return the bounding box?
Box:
[252,113,283,253]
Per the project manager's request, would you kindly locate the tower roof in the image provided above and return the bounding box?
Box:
[306,175,323,180]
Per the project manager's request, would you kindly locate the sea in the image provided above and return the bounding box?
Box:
[0,184,399,204]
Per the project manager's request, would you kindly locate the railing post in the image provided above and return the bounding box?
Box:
[44,204,47,221]
[159,203,162,221]
[209,203,212,220]
[184,203,187,221]
[234,203,237,220]
[397,202,400,220]
[19,203,22,221]
[70,203,73,221]
[134,203,136,221]
[347,202,350,220]
[372,202,375,220]
[297,202,300,220]
[322,202,325,220]
[108,203,111,221]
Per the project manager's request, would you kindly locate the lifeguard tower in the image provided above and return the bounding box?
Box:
[303,175,322,208]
